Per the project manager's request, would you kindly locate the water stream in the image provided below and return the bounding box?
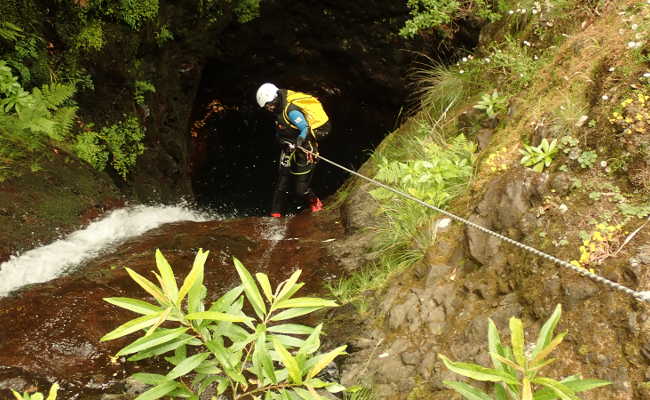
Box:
[0,204,214,297]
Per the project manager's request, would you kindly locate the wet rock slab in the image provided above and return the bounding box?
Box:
[0,211,344,399]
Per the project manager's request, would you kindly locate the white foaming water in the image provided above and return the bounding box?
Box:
[0,204,214,297]
[257,218,288,268]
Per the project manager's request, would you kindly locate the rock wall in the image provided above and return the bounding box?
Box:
[332,166,650,399]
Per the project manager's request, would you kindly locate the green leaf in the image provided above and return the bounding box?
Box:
[273,337,302,384]
[101,312,162,342]
[487,319,504,370]
[103,297,164,316]
[531,305,562,359]
[233,257,266,319]
[178,249,208,304]
[254,330,277,384]
[155,249,179,302]
[166,352,211,380]
[270,307,320,322]
[130,373,169,385]
[128,336,195,361]
[490,352,523,372]
[306,345,347,380]
[256,272,274,302]
[531,332,566,366]
[275,269,302,303]
[293,387,321,400]
[45,383,59,400]
[494,383,508,400]
[274,297,338,309]
[116,327,189,356]
[443,381,492,400]
[439,354,518,384]
[125,268,168,305]
[268,324,315,335]
[533,378,611,400]
[185,311,251,323]
[509,317,526,367]
[297,324,322,356]
[205,338,233,370]
[134,380,177,400]
[144,306,173,337]
[532,377,579,400]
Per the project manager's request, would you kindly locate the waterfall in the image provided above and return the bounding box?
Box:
[0,204,214,297]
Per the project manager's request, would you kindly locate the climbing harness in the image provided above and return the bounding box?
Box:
[296,145,650,305]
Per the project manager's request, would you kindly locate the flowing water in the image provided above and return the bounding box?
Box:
[0,202,344,399]
[0,203,214,297]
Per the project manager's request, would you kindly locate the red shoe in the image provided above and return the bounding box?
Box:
[270,213,282,218]
[310,197,323,212]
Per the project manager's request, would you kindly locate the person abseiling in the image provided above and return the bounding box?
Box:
[255,82,330,218]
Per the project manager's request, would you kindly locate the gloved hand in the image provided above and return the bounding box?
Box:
[296,135,305,148]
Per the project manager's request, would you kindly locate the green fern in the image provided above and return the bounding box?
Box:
[0,21,23,42]
[39,82,77,108]
[0,60,77,164]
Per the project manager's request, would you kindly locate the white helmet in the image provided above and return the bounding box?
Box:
[256,83,279,108]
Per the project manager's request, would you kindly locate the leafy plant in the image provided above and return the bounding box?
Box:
[400,0,500,38]
[74,116,145,179]
[120,0,159,30]
[134,80,156,106]
[520,138,558,172]
[12,383,59,400]
[439,304,611,399]
[474,89,508,119]
[155,25,174,47]
[577,151,597,169]
[0,60,77,176]
[101,249,347,400]
[371,134,476,207]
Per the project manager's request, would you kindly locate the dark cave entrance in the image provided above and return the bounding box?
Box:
[189,65,404,217]
[188,1,480,217]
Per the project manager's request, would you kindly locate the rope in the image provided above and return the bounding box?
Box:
[296,144,650,305]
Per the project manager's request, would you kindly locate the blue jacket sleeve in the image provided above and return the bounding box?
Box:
[287,109,310,139]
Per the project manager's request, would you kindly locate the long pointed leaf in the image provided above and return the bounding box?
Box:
[178,249,208,304]
[155,249,179,302]
[275,270,302,303]
[233,257,266,319]
[101,312,162,342]
[116,328,189,356]
[268,324,315,335]
[531,332,566,366]
[273,338,302,384]
[532,377,579,400]
[532,305,562,359]
[275,297,338,309]
[442,381,492,400]
[306,345,347,380]
[256,272,274,302]
[166,352,211,380]
[103,297,163,316]
[439,355,518,384]
[533,377,610,400]
[509,317,526,367]
[186,311,251,323]
[270,307,320,322]
[145,307,173,337]
[134,380,177,400]
[487,319,504,370]
[125,268,168,305]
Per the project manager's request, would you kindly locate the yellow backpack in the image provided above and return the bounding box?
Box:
[283,90,329,133]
